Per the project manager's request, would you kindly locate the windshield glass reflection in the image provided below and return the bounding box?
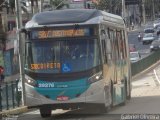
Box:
[25,39,101,73]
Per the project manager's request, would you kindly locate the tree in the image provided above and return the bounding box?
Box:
[50,0,68,10]
[0,0,4,11]
[97,0,110,11]
[9,0,15,14]
[97,0,122,15]
[144,0,160,20]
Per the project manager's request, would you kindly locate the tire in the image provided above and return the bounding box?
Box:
[40,106,51,118]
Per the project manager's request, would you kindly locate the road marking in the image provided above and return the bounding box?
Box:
[153,69,160,85]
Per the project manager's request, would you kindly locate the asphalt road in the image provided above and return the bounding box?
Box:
[128,23,153,56]
[11,62,160,120]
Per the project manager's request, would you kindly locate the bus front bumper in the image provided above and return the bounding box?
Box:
[25,80,106,109]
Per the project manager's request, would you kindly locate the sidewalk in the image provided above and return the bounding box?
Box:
[4,73,19,83]
[0,106,28,115]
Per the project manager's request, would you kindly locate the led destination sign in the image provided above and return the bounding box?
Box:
[31,28,95,39]
[31,62,60,70]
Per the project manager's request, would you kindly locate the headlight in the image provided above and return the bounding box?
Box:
[88,71,103,84]
[150,46,153,48]
[26,78,37,87]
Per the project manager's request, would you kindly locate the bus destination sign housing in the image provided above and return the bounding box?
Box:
[30,28,96,39]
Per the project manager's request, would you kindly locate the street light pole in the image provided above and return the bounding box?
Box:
[15,0,26,106]
[142,0,146,24]
[152,0,155,20]
[40,0,44,12]
[122,0,126,19]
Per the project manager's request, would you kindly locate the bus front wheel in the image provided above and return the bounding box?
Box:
[40,106,51,118]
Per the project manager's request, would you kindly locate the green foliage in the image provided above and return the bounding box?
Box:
[97,0,110,11]
[143,0,160,19]
[50,0,68,9]
[9,0,15,9]
[97,0,122,14]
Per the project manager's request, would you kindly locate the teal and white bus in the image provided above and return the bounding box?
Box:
[24,9,131,117]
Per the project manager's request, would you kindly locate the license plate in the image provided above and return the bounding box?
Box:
[57,96,69,101]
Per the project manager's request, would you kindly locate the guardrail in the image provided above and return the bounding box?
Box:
[0,80,22,112]
[131,50,160,76]
[1,50,160,112]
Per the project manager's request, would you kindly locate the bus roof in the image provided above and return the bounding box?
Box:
[26,9,124,28]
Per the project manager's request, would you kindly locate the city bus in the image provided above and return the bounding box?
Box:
[23,9,132,117]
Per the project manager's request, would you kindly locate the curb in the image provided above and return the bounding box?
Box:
[132,60,160,80]
[0,106,28,115]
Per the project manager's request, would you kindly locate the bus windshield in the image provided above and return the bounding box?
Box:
[25,38,101,73]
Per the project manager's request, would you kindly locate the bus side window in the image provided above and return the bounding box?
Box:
[116,31,121,59]
[101,30,107,64]
[101,29,112,64]
[122,31,127,58]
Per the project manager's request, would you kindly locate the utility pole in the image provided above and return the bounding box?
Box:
[152,0,155,20]
[84,0,86,8]
[15,0,26,106]
[122,0,126,19]
[40,0,44,12]
[142,0,145,24]
[31,0,34,15]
